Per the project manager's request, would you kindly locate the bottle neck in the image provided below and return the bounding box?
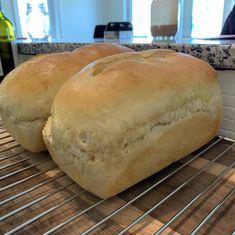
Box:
[0,10,15,41]
[0,9,5,19]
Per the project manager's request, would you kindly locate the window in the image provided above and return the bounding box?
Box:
[16,0,51,41]
[191,0,225,38]
[131,0,235,39]
[6,0,235,41]
[131,0,152,37]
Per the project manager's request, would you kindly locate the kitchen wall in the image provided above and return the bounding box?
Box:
[56,0,126,42]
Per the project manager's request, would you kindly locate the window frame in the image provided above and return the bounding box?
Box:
[129,0,235,39]
[123,0,132,22]
[47,0,62,41]
[180,0,235,38]
[7,0,235,41]
[179,0,194,38]
[9,0,60,41]
[128,0,194,39]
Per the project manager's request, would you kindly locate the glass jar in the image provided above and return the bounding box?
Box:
[26,2,50,42]
[151,0,179,39]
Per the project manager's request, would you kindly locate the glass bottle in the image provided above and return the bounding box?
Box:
[0,8,15,82]
[26,2,50,42]
[151,0,179,39]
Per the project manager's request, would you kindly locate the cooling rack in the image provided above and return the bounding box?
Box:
[0,120,234,234]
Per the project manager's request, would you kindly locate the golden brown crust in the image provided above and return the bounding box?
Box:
[0,43,133,152]
[43,49,223,198]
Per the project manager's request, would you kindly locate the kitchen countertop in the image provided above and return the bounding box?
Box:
[17,38,235,70]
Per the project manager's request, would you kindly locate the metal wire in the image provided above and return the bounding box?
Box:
[77,137,224,235]
[0,159,52,180]
[0,156,32,170]
[0,143,20,154]
[117,143,235,235]
[1,135,234,235]
[5,191,85,235]
[191,187,235,235]
[0,181,75,221]
[0,165,58,192]
[43,198,106,235]
[0,172,65,206]
[0,150,27,161]
[0,139,15,147]
[44,137,224,235]
[154,161,235,234]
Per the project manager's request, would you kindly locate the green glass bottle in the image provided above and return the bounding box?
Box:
[0,7,15,82]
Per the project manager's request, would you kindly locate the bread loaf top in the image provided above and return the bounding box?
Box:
[0,43,133,123]
[43,49,222,197]
[49,49,221,155]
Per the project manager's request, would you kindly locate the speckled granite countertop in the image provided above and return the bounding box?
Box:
[17,38,235,70]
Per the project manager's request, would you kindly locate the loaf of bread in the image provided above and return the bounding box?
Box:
[0,43,133,152]
[43,49,222,198]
